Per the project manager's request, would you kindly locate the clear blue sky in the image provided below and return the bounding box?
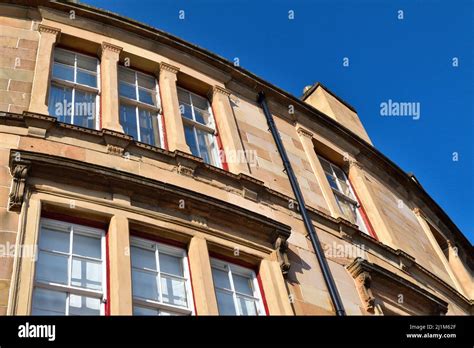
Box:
[83,0,474,244]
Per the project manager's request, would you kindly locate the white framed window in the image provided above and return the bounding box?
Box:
[130,236,194,316]
[210,258,265,316]
[177,87,221,167]
[319,156,369,234]
[48,48,100,129]
[31,218,106,315]
[118,66,163,147]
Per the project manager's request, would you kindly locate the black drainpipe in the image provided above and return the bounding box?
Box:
[257,92,346,316]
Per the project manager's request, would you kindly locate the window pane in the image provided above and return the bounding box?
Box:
[76,55,97,72]
[36,251,68,284]
[32,288,66,315]
[338,180,352,197]
[191,93,209,111]
[74,90,96,129]
[131,246,156,270]
[132,270,158,301]
[326,174,339,191]
[133,306,159,316]
[180,103,193,120]
[119,104,138,139]
[184,125,199,157]
[54,49,75,66]
[39,227,69,253]
[48,84,72,124]
[119,82,137,100]
[336,197,357,224]
[138,88,154,105]
[237,296,257,315]
[69,294,101,315]
[71,257,102,290]
[333,166,347,182]
[137,73,155,90]
[118,67,136,84]
[73,233,101,259]
[196,128,214,165]
[161,276,187,307]
[76,70,97,88]
[320,158,332,174]
[52,63,74,82]
[233,274,253,296]
[177,88,191,105]
[215,290,236,315]
[159,253,183,276]
[138,108,155,146]
[193,107,212,126]
[212,268,231,290]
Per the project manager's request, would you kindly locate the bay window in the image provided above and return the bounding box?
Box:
[211,258,265,316]
[48,48,100,129]
[118,67,162,147]
[319,156,369,234]
[32,218,106,315]
[130,236,194,315]
[177,87,221,167]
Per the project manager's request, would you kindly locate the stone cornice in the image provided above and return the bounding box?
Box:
[347,257,449,315]
[38,24,61,38]
[100,41,123,56]
[159,62,180,74]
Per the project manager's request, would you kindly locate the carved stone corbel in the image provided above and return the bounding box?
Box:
[273,235,290,277]
[8,162,30,211]
[102,129,133,156]
[175,150,202,177]
[355,271,376,313]
[395,249,416,272]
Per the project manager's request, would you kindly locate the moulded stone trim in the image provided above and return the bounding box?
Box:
[37,24,61,38]
[100,41,123,55]
[159,62,180,74]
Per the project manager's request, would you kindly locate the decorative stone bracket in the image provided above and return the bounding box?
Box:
[102,129,133,156]
[273,234,291,277]
[395,249,416,272]
[347,258,377,314]
[8,159,31,212]
[175,150,203,176]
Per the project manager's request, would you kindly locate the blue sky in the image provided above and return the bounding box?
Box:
[83,0,473,244]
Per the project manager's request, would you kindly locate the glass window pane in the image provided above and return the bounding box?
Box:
[52,63,74,82]
[72,233,101,259]
[215,290,236,315]
[76,55,97,72]
[118,67,136,84]
[212,268,231,290]
[36,251,68,284]
[336,197,357,224]
[71,257,102,290]
[69,294,101,315]
[237,296,257,315]
[326,174,339,191]
[338,180,352,197]
[196,128,214,165]
[138,108,155,146]
[132,270,158,301]
[76,70,97,88]
[233,274,253,296]
[320,158,332,174]
[180,103,193,120]
[32,288,66,315]
[177,88,191,105]
[73,90,96,129]
[39,227,69,253]
[138,88,155,105]
[54,49,75,66]
[133,306,159,316]
[119,104,138,140]
[191,94,209,111]
[131,246,156,270]
[333,166,347,182]
[137,73,155,90]
[159,253,183,277]
[193,107,212,126]
[119,82,137,100]
[161,276,187,307]
[48,84,73,124]
[184,125,199,157]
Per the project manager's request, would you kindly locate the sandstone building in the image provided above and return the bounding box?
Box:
[0,0,472,316]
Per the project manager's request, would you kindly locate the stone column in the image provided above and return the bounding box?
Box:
[348,161,395,247]
[100,42,124,133]
[28,24,61,115]
[158,62,190,152]
[258,257,293,315]
[210,86,249,174]
[107,215,133,315]
[296,127,341,218]
[187,235,219,315]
